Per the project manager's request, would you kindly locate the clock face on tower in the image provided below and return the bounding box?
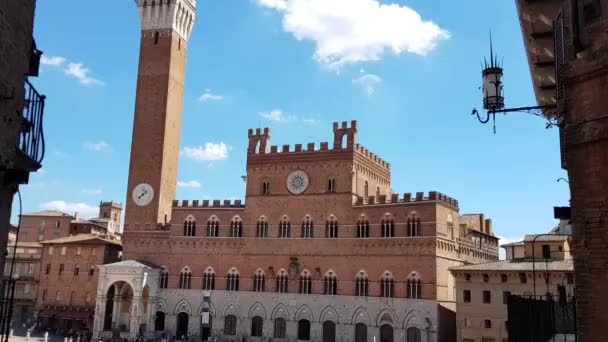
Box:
[286,170,309,194]
[132,183,154,207]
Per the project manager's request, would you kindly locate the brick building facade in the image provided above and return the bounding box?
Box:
[92,1,498,341]
[515,0,608,340]
[3,242,42,325]
[36,235,122,332]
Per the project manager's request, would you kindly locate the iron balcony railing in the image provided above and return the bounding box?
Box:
[20,79,46,165]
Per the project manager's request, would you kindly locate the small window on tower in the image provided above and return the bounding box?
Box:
[154,31,159,45]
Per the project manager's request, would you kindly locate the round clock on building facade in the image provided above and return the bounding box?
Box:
[286,170,309,194]
[132,183,154,206]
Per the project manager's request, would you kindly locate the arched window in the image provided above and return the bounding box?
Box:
[324,271,337,295]
[253,269,265,292]
[355,271,369,297]
[262,181,270,194]
[327,178,336,192]
[299,270,312,294]
[355,323,367,342]
[251,316,263,337]
[301,217,314,238]
[380,271,394,298]
[159,267,169,289]
[183,216,196,237]
[226,268,239,291]
[364,181,369,198]
[276,269,288,293]
[407,216,421,237]
[256,217,268,238]
[206,217,219,237]
[179,267,191,289]
[230,217,242,237]
[224,315,237,335]
[326,217,338,238]
[447,215,455,240]
[202,267,215,290]
[357,218,370,238]
[381,218,395,238]
[407,327,421,342]
[298,319,311,340]
[274,318,287,338]
[406,273,422,299]
[154,311,165,331]
[279,218,290,238]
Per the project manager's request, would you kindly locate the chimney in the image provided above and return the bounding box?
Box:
[75,212,80,221]
[485,219,492,235]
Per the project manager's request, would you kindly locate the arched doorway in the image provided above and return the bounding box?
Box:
[200,313,212,341]
[355,323,367,342]
[103,281,134,333]
[176,312,189,339]
[297,319,311,340]
[251,316,263,337]
[322,321,336,342]
[406,327,421,342]
[380,324,393,342]
[154,311,165,332]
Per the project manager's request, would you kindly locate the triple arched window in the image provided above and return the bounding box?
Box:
[179,267,191,289]
[159,267,169,289]
[230,218,243,237]
[301,218,314,238]
[253,269,265,292]
[326,217,338,238]
[355,271,368,297]
[380,272,394,298]
[357,219,370,238]
[381,218,395,238]
[324,271,337,295]
[202,267,215,290]
[406,273,422,299]
[183,217,196,237]
[407,216,421,237]
[279,220,290,238]
[226,268,239,291]
[276,269,288,293]
[206,218,219,237]
[256,217,268,238]
[299,270,312,294]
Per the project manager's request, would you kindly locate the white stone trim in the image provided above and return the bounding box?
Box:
[136,0,196,41]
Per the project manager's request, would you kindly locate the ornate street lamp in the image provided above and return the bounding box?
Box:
[471,36,558,133]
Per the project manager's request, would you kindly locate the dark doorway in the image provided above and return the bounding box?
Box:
[380,324,393,342]
[154,311,165,331]
[322,321,336,342]
[297,319,311,340]
[355,323,367,342]
[176,312,189,339]
[200,314,212,341]
[251,316,263,337]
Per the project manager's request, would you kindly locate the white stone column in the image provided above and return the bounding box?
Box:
[92,296,106,341]
[129,297,142,339]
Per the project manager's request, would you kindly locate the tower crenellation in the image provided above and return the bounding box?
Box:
[136,0,196,41]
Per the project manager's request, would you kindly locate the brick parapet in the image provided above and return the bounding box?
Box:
[353,191,459,210]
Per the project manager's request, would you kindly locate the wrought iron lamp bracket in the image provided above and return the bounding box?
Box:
[471,105,559,133]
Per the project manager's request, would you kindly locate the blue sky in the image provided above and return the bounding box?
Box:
[16,0,569,248]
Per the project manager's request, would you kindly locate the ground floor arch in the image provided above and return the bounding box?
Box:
[355,323,367,342]
[323,320,336,342]
[176,312,189,339]
[380,324,393,342]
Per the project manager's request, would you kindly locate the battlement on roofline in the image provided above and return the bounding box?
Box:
[354,191,459,209]
[247,121,391,170]
[171,191,458,209]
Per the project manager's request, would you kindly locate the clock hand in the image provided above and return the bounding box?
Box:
[138,190,148,199]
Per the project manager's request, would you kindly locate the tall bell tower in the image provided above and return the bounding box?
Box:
[124,0,196,231]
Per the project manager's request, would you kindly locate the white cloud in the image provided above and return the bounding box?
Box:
[256,0,450,69]
[352,73,383,94]
[260,109,288,122]
[40,201,98,219]
[178,180,202,188]
[198,90,224,102]
[65,62,105,86]
[81,188,103,195]
[40,55,66,66]
[83,141,109,152]
[181,142,229,162]
[302,116,320,125]
[38,168,47,175]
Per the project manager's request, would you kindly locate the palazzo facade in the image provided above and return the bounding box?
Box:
[92,1,498,341]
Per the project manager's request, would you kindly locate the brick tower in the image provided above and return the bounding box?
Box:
[124,0,196,232]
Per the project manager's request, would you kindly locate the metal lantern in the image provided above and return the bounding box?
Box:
[482,64,504,111]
